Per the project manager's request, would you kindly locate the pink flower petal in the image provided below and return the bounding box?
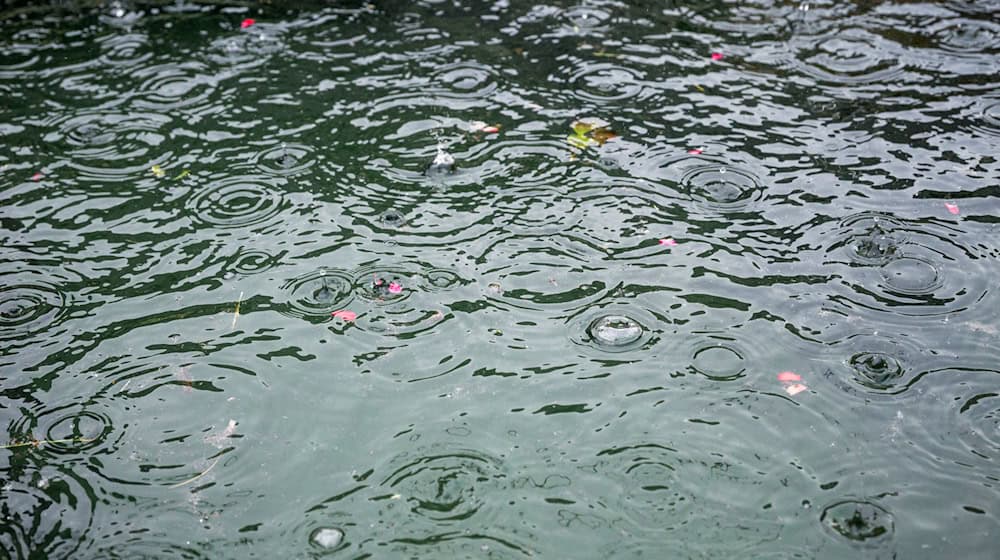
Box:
[658,238,678,247]
[330,310,357,322]
[388,282,403,294]
[31,172,43,181]
[711,52,724,61]
[482,126,500,134]
[687,148,703,155]
[945,202,960,215]
[776,371,801,382]
[241,18,255,29]
[784,383,808,396]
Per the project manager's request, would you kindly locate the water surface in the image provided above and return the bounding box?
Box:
[1,0,999,558]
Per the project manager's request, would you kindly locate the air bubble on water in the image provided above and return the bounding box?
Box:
[310,527,344,549]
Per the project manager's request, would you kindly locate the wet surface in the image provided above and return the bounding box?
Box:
[1,0,998,558]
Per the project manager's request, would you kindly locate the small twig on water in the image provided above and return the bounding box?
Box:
[169,457,221,489]
[1,437,96,449]
[231,291,244,330]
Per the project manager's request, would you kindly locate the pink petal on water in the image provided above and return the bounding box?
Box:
[784,383,808,396]
[776,371,801,382]
[388,282,403,294]
[31,172,43,181]
[241,18,255,29]
[331,310,357,322]
[945,202,960,215]
[711,52,724,61]
[658,238,678,247]
[688,148,703,155]
[482,126,500,133]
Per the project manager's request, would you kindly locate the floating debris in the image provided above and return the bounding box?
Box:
[169,456,220,489]
[205,419,237,448]
[331,310,357,322]
[231,291,244,330]
[1,437,95,449]
[372,277,404,297]
[151,164,165,178]
[469,120,500,134]
[944,202,960,215]
[568,117,617,148]
[241,18,255,29]
[777,371,808,396]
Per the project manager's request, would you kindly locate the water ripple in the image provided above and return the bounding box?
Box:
[931,18,1000,54]
[552,61,646,104]
[787,28,905,86]
[252,142,317,177]
[431,61,498,99]
[0,271,68,342]
[131,62,218,111]
[185,175,286,229]
[820,499,895,547]
[278,268,355,322]
[378,445,508,525]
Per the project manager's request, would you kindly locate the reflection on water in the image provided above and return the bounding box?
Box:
[1,0,998,558]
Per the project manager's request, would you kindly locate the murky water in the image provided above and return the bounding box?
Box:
[1,0,998,558]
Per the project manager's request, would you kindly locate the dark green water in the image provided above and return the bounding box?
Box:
[1,0,998,558]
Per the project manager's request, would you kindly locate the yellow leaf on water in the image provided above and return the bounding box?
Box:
[567,134,594,149]
[568,118,616,148]
[150,164,165,178]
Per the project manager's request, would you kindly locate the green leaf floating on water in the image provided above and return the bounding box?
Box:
[568,117,617,148]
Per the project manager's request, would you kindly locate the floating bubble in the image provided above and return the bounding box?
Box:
[589,315,643,348]
[378,209,406,228]
[309,527,344,550]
